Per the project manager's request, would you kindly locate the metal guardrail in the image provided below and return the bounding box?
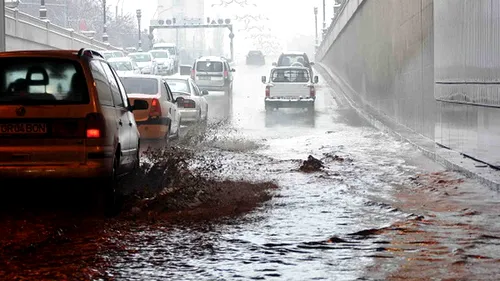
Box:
[4,7,124,51]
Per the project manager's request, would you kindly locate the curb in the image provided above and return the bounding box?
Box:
[316,63,500,191]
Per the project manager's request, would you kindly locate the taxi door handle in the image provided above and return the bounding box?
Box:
[118,120,123,126]
[129,121,133,126]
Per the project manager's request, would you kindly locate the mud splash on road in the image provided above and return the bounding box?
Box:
[121,147,278,222]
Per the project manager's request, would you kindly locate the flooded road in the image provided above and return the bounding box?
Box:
[2,63,500,280]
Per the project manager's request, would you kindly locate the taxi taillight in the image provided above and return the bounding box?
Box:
[191,69,195,79]
[149,98,162,117]
[182,99,196,108]
[224,70,229,79]
[85,113,105,138]
[265,86,270,97]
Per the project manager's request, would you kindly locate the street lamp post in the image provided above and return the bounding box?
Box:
[102,0,108,42]
[39,0,47,20]
[322,0,326,38]
[136,9,142,51]
[314,7,318,49]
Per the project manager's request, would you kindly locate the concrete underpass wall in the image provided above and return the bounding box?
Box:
[5,8,121,51]
[317,0,435,140]
[434,0,500,167]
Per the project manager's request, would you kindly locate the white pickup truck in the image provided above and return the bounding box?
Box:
[261,66,319,112]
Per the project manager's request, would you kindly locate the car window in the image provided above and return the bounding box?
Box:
[191,81,201,96]
[0,57,90,105]
[121,77,159,95]
[164,83,175,101]
[166,79,190,93]
[90,60,114,106]
[101,62,125,108]
[271,68,310,83]
[196,61,223,72]
[110,68,130,108]
[109,61,133,71]
[160,82,170,101]
[278,54,309,66]
[129,53,152,62]
[150,51,170,59]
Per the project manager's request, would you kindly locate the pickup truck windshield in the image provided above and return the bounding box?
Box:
[0,58,89,105]
[271,69,310,83]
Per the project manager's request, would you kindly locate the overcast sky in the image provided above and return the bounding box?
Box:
[121,0,337,37]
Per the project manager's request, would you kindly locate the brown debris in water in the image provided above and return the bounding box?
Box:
[299,155,324,173]
[121,147,278,222]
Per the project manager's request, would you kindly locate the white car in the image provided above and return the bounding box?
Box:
[165,76,209,124]
[128,52,157,75]
[120,74,182,141]
[261,66,319,113]
[101,50,126,60]
[152,42,179,70]
[149,50,174,75]
[108,57,141,76]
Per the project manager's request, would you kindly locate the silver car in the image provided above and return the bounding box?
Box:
[192,56,235,95]
[165,76,209,124]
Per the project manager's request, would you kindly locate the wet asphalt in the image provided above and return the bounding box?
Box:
[2,63,500,280]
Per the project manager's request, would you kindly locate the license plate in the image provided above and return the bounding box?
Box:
[0,123,48,134]
[198,76,211,80]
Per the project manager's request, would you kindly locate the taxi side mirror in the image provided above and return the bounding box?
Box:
[272,62,277,66]
[261,76,266,83]
[314,76,319,83]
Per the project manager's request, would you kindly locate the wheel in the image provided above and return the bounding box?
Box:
[265,102,273,112]
[307,104,315,114]
[102,155,119,217]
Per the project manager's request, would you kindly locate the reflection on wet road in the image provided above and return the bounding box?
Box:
[2,63,500,280]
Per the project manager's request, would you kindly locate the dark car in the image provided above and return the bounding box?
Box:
[246,50,266,65]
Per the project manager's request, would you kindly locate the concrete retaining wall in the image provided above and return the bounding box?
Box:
[317,0,500,168]
[5,7,122,51]
[317,0,435,140]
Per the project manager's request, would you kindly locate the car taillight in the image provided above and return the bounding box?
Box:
[191,69,195,79]
[265,86,270,97]
[149,98,162,117]
[182,99,196,108]
[224,70,228,79]
[310,86,316,97]
[85,113,105,138]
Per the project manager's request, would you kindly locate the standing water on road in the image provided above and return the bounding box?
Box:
[1,64,500,280]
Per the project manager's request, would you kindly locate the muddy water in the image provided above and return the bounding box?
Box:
[2,64,500,280]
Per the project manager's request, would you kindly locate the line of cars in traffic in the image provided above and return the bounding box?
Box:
[0,48,209,214]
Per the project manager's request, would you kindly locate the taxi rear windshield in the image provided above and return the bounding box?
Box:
[196,61,223,72]
[0,58,89,105]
